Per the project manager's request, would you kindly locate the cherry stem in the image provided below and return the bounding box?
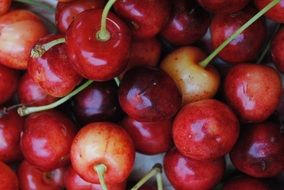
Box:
[94,164,108,190]
[96,0,116,41]
[114,77,120,86]
[0,104,23,117]
[31,38,66,58]
[131,163,163,190]
[13,0,55,12]
[257,23,281,64]
[17,80,93,117]
[199,0,280,68]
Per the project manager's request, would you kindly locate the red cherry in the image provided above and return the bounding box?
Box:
[0,10,48,69]
[197,0,250,14]
[223,175,269,190]
[18,160,65,190]
[272,28,284,72]
[70,122,135,184]
[230,122,284,178]
[55,0,105,33]
[224,64,282,123]
[0,0,11,15]
[121,116,172,155]
[173,99,239,160]
[0,161,19,190]
[0,64,18,105]
[164,148,225,190]
[210,8,266,63]
[20,110,77,171]
[255,0,284,23]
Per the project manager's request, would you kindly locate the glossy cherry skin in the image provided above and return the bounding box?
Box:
[0,109,24,162]
[66,9,131,81]
[55,0,105,34]
[0,10,48,69]
[197,0,250,14]
[72,80,122,125]
[173,99,239,160]
[18,160,65,190]
[119,66,182,122]
[0,0,11,16]
[161,0,210,46]
[71,122,135,184]
[20,110,77,171]
[223,175,269,190]
[28,34,82,97]
[272,28,284,72]
[164,148,225,190]
[121,116,172,155]
[0,161,19,190]
[210,8,266,64]
[114,0,171,39]
[230,122,284,178]
[224,64,282,123]
[255,0,284,23]
[17,73,58,106]
[64,166,127,190]
[0,64,19,105]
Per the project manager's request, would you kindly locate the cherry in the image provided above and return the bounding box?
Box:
[114,0,171,39]
[164,147,225,190]
[28,34,82,97]
[0,109,24,163]
[0,161,19,190]
[70,122,135,186]
[121,116,172,155]
[161,0,210,46]
[17,73,57,106]
[197,0,250,14]
[255,0,284,23]
[118,66,182,122]
[223,175,270,190]
[20,110,76,171]
[224,64,282,123]
[230,122,284,178]
[0,0,11,15]
[18,160,65,190]
[0,9,48,69]
[55,0,105,34]
[271,27,284,72]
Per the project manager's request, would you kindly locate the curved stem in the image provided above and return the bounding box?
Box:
[13,0,55,12]
[199,0,280,68]
[131,164,163,190]
[114,77,120,87]
[96,0,117,41]
[0,104,23,117]
[17,80,93,117]
[31,38,66,58]
[94,164,108,190]
[156,171,163,190]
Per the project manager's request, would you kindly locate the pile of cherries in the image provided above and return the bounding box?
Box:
[0,0,283,189]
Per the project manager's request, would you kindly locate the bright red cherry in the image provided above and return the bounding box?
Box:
[272,28,284,72]
[255,0,284,23]
[210,8,266,63]
[20,110,77,171]
[224,64,282,123]
[173,99,239,160]
[223,175,269,190]
[0,161,19,190]
[197,0,250,14]
[230,122,284,178]
[0,64,18,105]
[164,148,225,190]
[0,0,11,16]
[18,160,65,190]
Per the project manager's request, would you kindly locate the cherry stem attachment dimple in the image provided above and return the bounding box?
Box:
[131,163,163,190]
[96,0,117,41]
[199,0,281,68]
[17,80,93,117]
[95,164,108,190]
[31,38,66,58]
[13,0,55,12]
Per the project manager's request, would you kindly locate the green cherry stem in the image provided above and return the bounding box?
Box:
[96,0,117,41]
[17,80,93,117]
[31,38,66,58]
[114,77,120,86]
[95,164,108,190]
[13,0,55,12]
[199,0,281,68]
[131,163,163,190]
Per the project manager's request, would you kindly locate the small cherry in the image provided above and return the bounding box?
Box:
[0,0,11,15]
[0,161,19,190]
[223,175,270,190]
[271,27,284,72]
[255,0,284,23]
[197,0,250,14]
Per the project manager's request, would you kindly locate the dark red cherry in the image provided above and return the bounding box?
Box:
[272,28,284,72]
[230,122,284,178]
[0,161,19,190]
[255,0,284,23]
[164,147,225,190]
[210,8,266,63]
[28,34,82,97]
[161,0,210,46]
[66,9,131,80]
[119,66,182,122]
[0,64,18,105]
[121,116,172,155]
[114,0,171,39]
[197,0,250,14]
[17,73,58,106]
[223,175,269,190]
[56,0,105,33]
[20,110,77,171]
